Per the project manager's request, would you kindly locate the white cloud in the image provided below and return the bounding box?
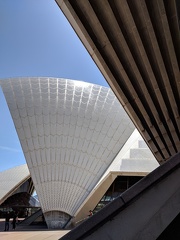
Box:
[0,145,21,153]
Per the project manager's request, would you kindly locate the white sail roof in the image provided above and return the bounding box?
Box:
[0,164,30,205]
[0,77,135,216]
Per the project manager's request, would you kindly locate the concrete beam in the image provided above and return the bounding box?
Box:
[60,152,180,239]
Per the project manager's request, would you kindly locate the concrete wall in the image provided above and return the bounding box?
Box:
[60,152,180,240]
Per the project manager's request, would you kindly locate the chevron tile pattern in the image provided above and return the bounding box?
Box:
[0,77,135,227]
[0,164,30,205]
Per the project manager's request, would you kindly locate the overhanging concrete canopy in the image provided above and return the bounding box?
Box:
[56,0,180,164]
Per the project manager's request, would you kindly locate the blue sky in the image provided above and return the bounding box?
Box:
[0,0,109,172]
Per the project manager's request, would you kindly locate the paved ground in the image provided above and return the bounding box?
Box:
[0,219,69,240]
[0,230,69,240]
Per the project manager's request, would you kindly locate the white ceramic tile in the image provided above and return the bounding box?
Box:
[0,78,135,218]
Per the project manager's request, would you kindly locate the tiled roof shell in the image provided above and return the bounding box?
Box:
[0,164,30,205]
[0,78,135,216]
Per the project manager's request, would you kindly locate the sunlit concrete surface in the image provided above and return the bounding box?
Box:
[0,231,69,240]
[0,219,69,240]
